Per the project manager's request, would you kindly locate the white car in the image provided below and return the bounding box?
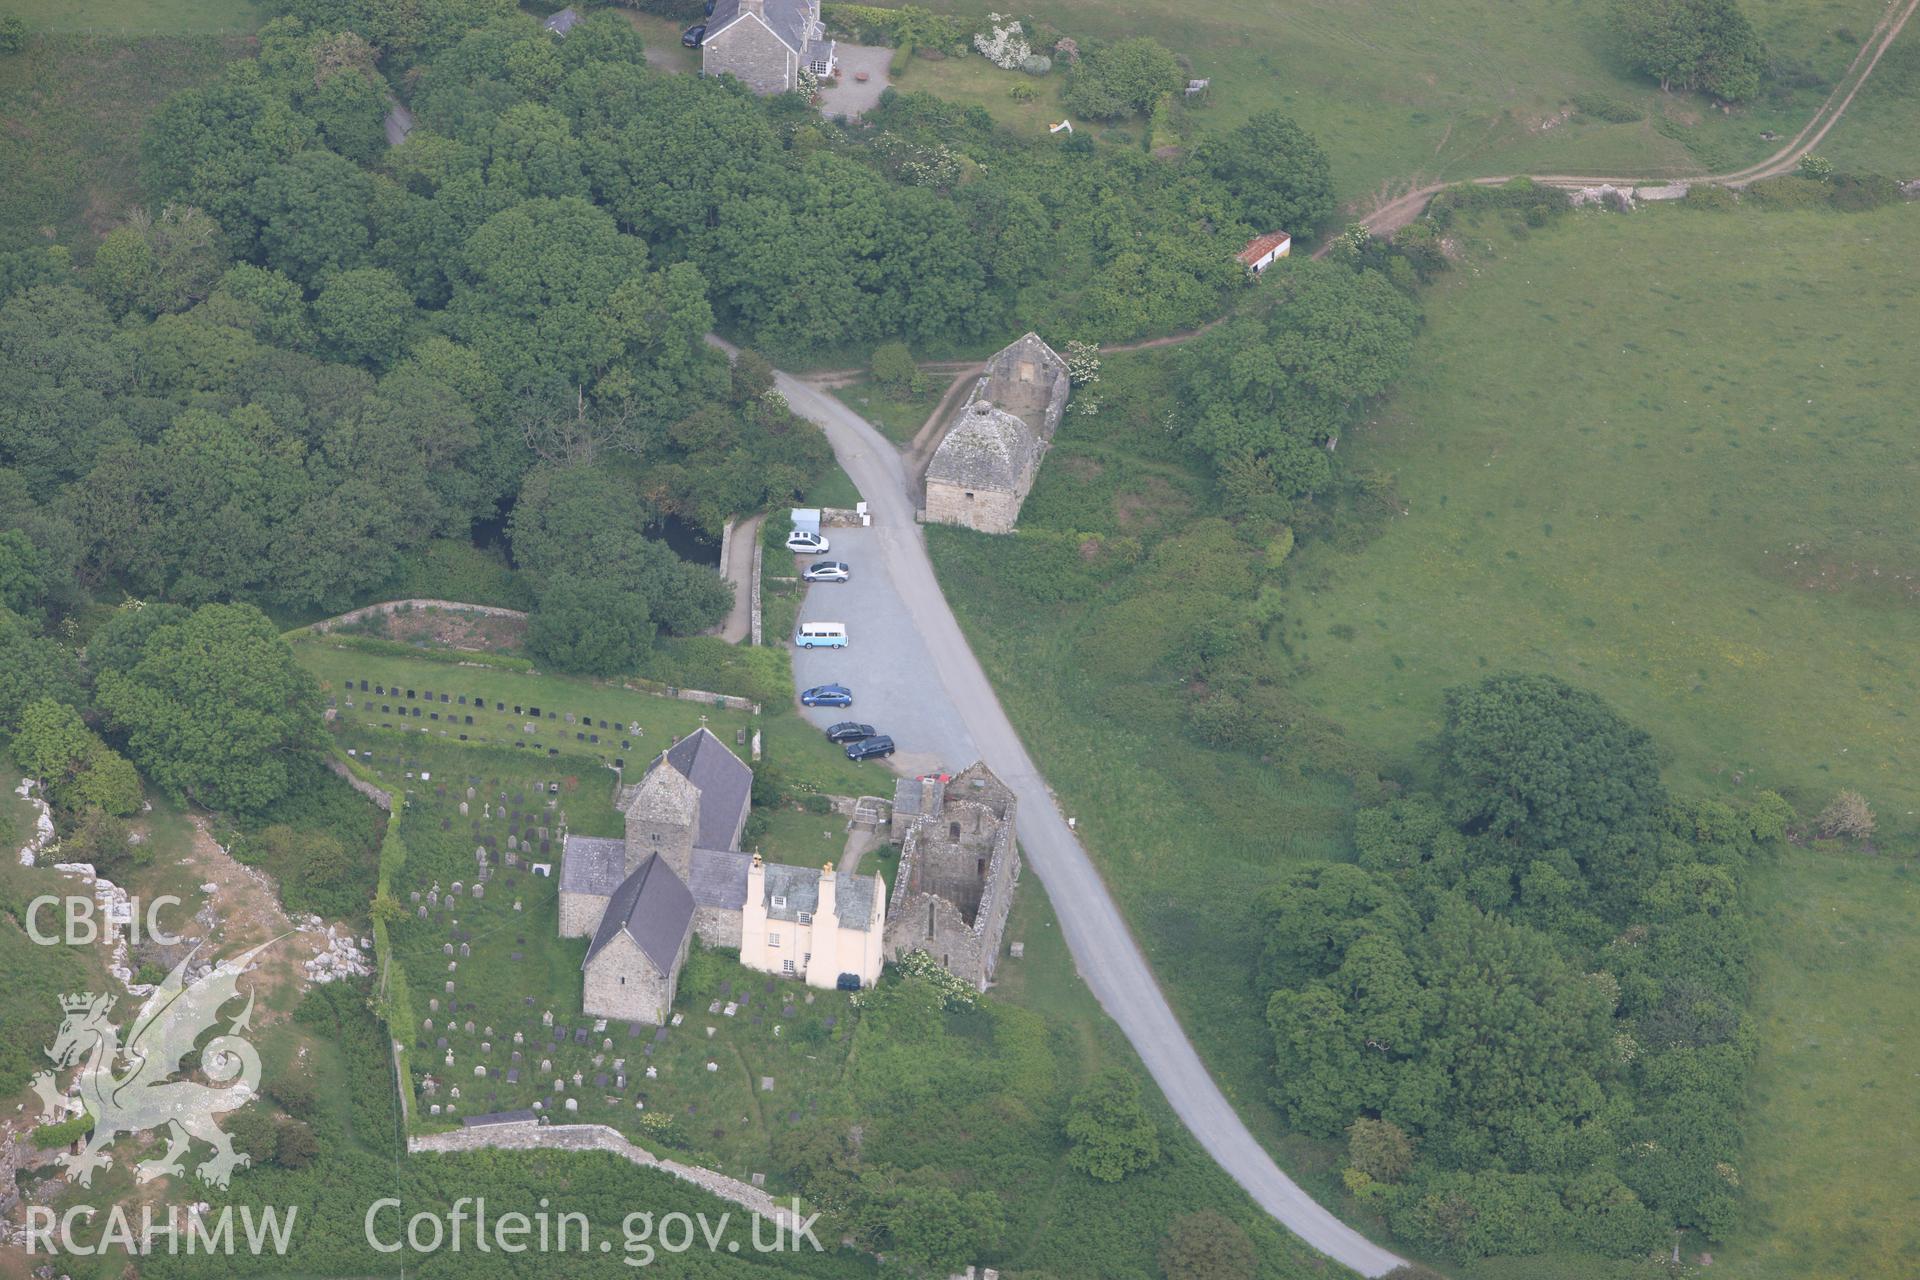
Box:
[803,561,850,583]
[786,529,830,554]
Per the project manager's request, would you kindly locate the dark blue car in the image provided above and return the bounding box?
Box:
[800,684,853,708]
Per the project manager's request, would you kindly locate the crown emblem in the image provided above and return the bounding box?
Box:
[61,992,107,1012]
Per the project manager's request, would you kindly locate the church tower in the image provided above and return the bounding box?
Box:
[622,760,699,882]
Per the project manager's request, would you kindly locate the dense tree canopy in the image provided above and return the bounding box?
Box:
[1062,37,1185,119]
[1613,0,1765,101]
[1192,112,1337,236]
[1180,260,1420,512]
[93,603,326,812]
[1259,678,1783,1260]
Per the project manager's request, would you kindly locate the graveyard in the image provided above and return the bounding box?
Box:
[313,652,873,1183]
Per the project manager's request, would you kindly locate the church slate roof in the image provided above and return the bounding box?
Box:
[559,835,627,896]
[926,400,1039,493]
[688,848,752,909]
[662,728,752,852]
[584,853,693,974]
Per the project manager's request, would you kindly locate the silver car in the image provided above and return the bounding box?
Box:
[803,560,850,583]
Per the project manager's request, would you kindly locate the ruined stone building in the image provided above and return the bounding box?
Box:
[560,728,886,1023]
[924,333,1071,534]
[884,763,1021,990]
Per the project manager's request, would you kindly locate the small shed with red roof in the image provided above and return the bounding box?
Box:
[1238,231,1292,274]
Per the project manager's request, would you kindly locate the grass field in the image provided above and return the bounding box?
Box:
[1713,848,1920,1279]
[900,0,1899,204]
[1285,203,1920,836]
[933,201,1920,1272]
[8,0,259,33]
[829,378,938,445]
[0,34,250,252]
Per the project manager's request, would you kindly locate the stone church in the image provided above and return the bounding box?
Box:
[560,729,886,1024]
[884,762,1021,990]
[924,333,1071,534]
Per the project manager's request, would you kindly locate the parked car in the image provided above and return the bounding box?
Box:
[681,23,705,47]
[800,684,853,708]
[803,560,850,583]
[786,529,829,554]
[844,735,896,761]
[824,721,876,744]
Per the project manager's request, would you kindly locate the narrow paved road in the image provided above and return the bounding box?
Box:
[713,336,1406,1277]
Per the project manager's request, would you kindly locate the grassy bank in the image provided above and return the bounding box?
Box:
[898,0,1896,202]
[933,200,1920,1274]
[0,33,249,251]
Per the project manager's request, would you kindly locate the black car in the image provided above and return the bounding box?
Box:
[681,23,705,47]
[844,735,896,761]
[825,721,877,744]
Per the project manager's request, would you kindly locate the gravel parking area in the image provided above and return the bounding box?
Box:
[786,525,978,779]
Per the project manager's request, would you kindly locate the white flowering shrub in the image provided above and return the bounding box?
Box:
[894,949,980,1009]
[1064,339,1101,386]
[973,13,1033,70]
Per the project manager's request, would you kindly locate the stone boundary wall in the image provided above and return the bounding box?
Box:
[819,506,869,528]
[621,678,760,716]
[328,758,393,811]
[750,541,765,647]
[309,599,529,633]
[716,518,736,583]
[408,1123,792,1223]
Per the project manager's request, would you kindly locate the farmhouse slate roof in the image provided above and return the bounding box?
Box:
[706,0,813,53]
[559,835,627,896]
[761,862,878,931]
[926,400,1039,493]
[543,7,581,36]
[584,853,694,974]
[662,728,752,851]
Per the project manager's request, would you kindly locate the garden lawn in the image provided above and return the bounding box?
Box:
[1284,203,1920,837]
[0,34,250,251]
[900,0,1893,204]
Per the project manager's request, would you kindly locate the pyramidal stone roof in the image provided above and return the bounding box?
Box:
[623,756,701,829]
[927,399,1039,492]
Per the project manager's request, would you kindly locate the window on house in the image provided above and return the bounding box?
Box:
[782,960,796,977]
[768,933,780,947]
[950,821,961,840]
[771,894,786,909]
[619,976,626,986]
[797,910,812,924]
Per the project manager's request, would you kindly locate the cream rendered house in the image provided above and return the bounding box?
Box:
[739,855,886,989]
